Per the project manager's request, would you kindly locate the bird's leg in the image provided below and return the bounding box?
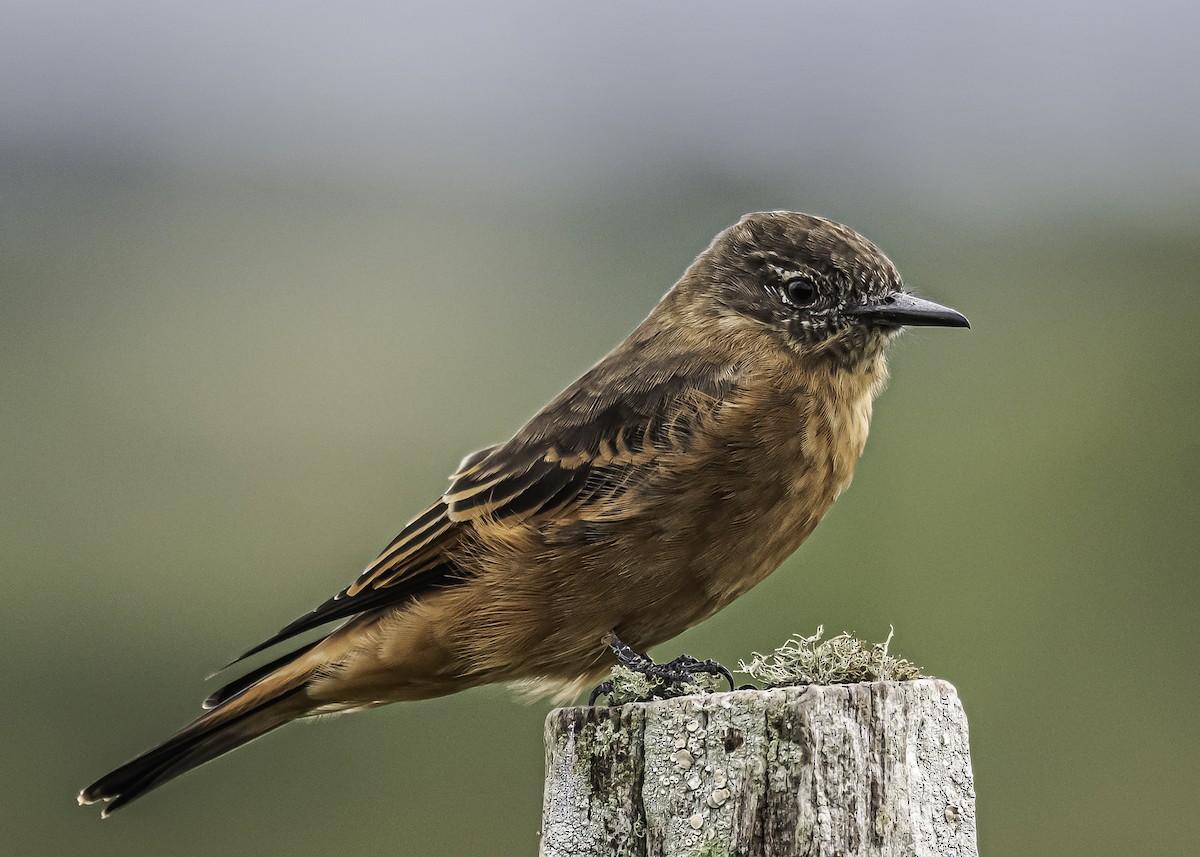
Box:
[588,633,735,705]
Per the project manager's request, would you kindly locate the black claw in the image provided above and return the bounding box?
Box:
[588,634,735,705]
[588,680,615,706]
[660,654,735,692]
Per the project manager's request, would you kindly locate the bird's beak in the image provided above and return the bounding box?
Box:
[851,292,970,329]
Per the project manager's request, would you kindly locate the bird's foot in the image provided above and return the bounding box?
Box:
[587,679,616,706]
[588,634,735,706]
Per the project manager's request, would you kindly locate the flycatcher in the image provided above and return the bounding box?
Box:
[80,211,968,816]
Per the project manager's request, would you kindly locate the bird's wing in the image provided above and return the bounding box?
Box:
[229,359,738,665]
[439,371,734,526]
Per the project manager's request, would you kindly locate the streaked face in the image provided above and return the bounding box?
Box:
[704,212,907,362]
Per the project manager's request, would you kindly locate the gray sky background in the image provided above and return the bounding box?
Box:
[5,1,1199,211]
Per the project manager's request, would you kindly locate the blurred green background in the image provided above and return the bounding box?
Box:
[4,3,1198,855]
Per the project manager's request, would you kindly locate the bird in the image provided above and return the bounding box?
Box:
[79,211,968,817]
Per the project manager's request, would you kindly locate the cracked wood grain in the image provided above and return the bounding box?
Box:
[540,679,977,857]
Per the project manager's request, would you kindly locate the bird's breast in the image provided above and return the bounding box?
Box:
[687,361,882,614]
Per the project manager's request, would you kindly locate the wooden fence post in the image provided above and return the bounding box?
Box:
[540,679,977,856]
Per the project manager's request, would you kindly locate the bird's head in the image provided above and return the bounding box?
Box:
[679,211,969,369]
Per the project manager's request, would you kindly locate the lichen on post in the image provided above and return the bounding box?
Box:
[540,680,978,857]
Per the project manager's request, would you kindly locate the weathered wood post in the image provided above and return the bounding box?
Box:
[540,679,977,856]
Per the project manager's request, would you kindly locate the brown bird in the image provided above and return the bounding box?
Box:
[79,211,968,816]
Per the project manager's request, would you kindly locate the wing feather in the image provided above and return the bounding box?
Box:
[228,357,740,665]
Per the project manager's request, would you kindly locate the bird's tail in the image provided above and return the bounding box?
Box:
[78,644,322,817]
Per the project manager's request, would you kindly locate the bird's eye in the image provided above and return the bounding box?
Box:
[784,277,817,307]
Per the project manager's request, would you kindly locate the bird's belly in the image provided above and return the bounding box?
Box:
[605,471,844,651]
[643,386,873,640]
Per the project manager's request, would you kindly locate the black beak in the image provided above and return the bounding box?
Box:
[851,292,970,329]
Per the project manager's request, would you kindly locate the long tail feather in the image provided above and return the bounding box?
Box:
[79,654,322,816]
[204,640,321,710]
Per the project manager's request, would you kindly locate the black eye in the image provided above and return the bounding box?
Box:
[784,277,817,307]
